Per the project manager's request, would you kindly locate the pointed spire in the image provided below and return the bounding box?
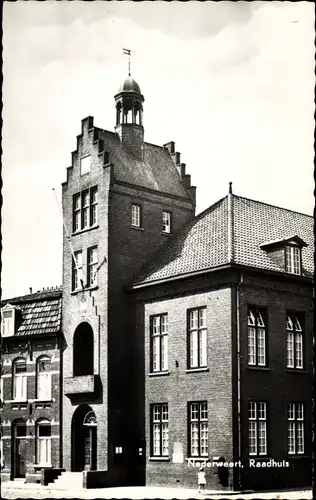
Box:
[229,181,233,194]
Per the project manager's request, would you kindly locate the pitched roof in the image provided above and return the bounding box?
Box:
[2,288,62,337]
[133,195,313,286]
[97,129,192,199]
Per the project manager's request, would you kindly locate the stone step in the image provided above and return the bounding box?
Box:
[51,471,83,489]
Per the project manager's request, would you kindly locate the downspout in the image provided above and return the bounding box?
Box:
[236,271,243,490]
[228,184,242,489]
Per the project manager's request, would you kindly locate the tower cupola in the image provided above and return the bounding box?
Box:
[114,75,145,160]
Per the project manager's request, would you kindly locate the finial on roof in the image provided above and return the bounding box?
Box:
[229,182,233,194]
[123,48,132,76]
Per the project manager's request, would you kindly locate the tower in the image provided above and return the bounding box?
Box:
[114,76,144,160]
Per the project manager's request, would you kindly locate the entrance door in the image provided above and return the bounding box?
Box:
[84,426,96,470]
[72,406,97,472]
[13,423,27,479]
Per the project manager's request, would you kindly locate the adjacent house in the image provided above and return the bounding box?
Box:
[1,288,62,484]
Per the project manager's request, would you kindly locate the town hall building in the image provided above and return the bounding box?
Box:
[1,72,313,492]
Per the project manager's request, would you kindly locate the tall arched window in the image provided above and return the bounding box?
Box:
[36,419,51,465]
[36,356,51,400]
[73,323,94,376]
[13,358,27,400]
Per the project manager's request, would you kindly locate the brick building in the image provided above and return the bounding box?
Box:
[1,73,313,491]
[0,288,62,484]
[130,189,313,491]
[61,76,195,487]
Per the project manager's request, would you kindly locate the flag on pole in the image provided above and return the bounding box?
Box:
[123,48,131,56]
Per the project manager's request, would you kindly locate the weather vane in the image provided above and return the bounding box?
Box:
[123,48,132,76]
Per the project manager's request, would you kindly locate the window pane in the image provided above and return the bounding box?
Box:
[248,327,256,365]
[258,421,267,455]
[38,424,51,437]
[287,331,294,368]
[161,335,168,371]
[190,423,199,456]
[200,422,208,456]
[16,424,26,437]
[249,421,257,455]
[15,361,26,374]
[199,329,207,367]
[295,332,303,368]
[297,422,304,453]
[257,329,266,366]
[162,422,169,456]
[153,336,160,372]
[288,421,295,454]
[190,330,198,368]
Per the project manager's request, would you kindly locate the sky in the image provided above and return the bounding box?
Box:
[2,1,315,299]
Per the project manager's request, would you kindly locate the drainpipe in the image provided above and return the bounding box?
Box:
[236,271,243,490]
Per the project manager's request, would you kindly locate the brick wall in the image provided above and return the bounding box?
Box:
[141,287,233,489]
[1,337,61,483]
[61,117,111,471]
[238,272,313,490]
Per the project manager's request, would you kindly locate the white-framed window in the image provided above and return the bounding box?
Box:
[72,187,98,232]
[80,155,91,175]
[151,403,169,457]
[248,401,267,456]
[87,246,98,287]
[286,313,303,369]
[0,437,4,468]
[36,356,51,400]
[247,308,266,367]
[162,211,171,233]
[72,250,83,291]
[13,358,27,401]
[90,187,98,226]
[36,420,51,465]
[188,308,207,369]
[285,246,301,275]
[131,204,141,227]
[151,314,168,372]
[82,191,90,229]
[1,305,18,337]
[189,401,208,457]
[288,403,304,455]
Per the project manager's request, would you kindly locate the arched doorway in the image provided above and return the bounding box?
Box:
[71,405,97,471]
[12,419,26,479]
[73,322,94,376]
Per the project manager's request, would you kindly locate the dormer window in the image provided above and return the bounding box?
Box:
[1,305,18,337]
[285,246,301,275]
[260,235,306,276]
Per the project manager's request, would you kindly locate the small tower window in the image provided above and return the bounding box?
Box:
[162,211,172,234]
[80,155,91,176]
[285,246,301,275]
[131,204,141,228]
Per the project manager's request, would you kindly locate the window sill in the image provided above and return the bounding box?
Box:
[161,231,171,236]
[130,226,144,231]
[29,398,55,403]
[187,457,209,461]
[246,366,270,371]
[148,371,170,377]
[185,367,209,373]
[6,399,28,404]
[71,285,98,295]
[34,464,52,469]
[287,454,308,459]
[72,225,99,236]
[286,368,307,374]
[149,456,170,462]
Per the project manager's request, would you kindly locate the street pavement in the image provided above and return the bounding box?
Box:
[1,482,313,500]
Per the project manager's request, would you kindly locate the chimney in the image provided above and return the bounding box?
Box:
[29,287,32,294]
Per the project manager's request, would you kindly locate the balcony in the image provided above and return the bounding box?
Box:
[64,375,101,400]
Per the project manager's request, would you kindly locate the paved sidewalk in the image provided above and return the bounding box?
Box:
[1,483,313,500]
